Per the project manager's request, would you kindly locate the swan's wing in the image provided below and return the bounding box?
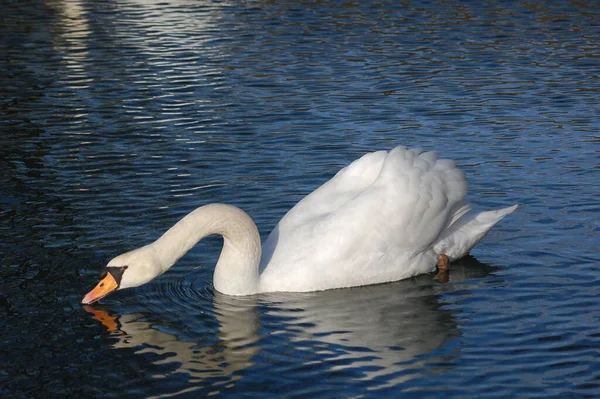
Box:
[260,149,387,269]
[260,146,469,290]
[277,150,389,229]
[367,146,468,250]
[304,146,468,254]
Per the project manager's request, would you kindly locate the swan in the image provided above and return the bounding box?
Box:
[82,146,517,304]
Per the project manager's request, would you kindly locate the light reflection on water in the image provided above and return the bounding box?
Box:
[86,257,494,397]
[1,0,599,397]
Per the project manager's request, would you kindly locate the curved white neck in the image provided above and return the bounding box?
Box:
[151,204,261,295]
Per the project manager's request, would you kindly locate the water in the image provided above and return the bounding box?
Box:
[1,0,599,397]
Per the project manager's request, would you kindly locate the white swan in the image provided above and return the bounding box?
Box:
[82,146,516,304]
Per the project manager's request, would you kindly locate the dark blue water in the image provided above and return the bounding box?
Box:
[1,0,599,397]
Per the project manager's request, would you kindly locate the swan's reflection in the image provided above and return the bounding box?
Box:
[86,256,497,395]
[85,296,262,398]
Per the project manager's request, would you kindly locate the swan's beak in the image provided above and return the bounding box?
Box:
[81,273,119,305]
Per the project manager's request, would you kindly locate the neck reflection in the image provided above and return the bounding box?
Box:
[85,256,498,394]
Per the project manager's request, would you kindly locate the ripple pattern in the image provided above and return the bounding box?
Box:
[1,0,599,398]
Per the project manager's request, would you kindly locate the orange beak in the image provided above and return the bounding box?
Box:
[81,273,119,304]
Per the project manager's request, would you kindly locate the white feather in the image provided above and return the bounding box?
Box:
[84,145,517,300]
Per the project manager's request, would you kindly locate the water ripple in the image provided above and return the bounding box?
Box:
[1,0,599,397]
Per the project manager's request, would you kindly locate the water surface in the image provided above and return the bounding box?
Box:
[1,0,599,397]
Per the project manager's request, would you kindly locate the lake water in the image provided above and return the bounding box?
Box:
[1,0,599,397]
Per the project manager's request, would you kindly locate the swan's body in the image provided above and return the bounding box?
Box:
[82,146,516,303]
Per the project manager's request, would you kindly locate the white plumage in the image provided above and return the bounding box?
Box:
[82,146,517,303]
[258,146,515,292]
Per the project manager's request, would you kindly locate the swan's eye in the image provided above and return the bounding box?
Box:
[101,265,129,286]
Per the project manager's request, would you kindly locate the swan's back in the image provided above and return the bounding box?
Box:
[258,146,509,293]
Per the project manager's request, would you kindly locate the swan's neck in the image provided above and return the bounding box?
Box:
[152,204,261,295]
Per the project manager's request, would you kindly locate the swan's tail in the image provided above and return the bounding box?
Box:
[433,204,518,261]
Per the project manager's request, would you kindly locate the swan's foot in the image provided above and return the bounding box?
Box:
[435,254,450,283]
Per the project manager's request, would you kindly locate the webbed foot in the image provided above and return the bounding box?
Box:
[435,254,450,283]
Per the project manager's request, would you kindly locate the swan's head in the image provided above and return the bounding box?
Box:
[81,245,161,304]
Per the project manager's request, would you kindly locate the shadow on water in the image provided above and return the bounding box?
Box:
[83,256,498,397]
